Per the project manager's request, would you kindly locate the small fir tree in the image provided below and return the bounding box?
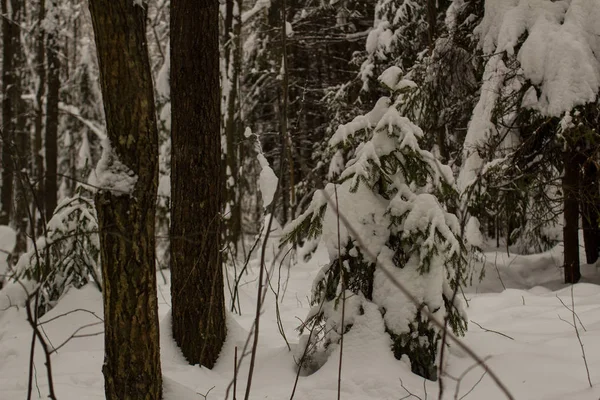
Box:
[283,67,472,380]
[14,189,101,314]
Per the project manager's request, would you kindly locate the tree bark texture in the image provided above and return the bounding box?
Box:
[33,0,46,234]
[45,22,60,220]
[3,0,28,256]
[170,0,227,368]
[223,0,243,250]
[0,0,19,226]
[563,148,582,283]
[581,158,600,264]
[87,1,162,398]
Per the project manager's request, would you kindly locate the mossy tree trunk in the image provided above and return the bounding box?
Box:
[88,0,162,399]
[170,0,226,368]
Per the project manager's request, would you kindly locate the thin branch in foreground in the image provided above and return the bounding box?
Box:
[319,190,515,400]
[39,308,103,325]
[558,286,592,388]
[197,386,215,399]
[556,293,587,331]
[25,293,57,400]
[49,321,104,355]
[458,370,488,400]
[448,356,492,400]
[469,320,514,341]
[399,377,424,400]
[335,183,345,400]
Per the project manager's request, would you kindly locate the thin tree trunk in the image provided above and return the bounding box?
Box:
[281,0,295,218]
[170,0,226,368]
[223,0,243,251]
[88,0,162,398]
[581,157,600,264]
[33,0,46,235]
[563,148,582,283]
[5,0,27,256]
[426,0,437,54]
[0,0,17,226]
[45,18,59,220]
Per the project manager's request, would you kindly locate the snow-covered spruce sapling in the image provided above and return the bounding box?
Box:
[13,189,101,315]
[283,67,472,380]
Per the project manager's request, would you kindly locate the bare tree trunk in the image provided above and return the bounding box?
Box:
[0,0,17,226]
[170,0,226,368]
[33,0,46,235]
[223,0,243,251]
[426,0,437,54]
[45,6,60,220]
[88,0,162,398]
[281,0,295,219]
[3,0,27,256]
[563,148,582,283]
[581,157,600,264]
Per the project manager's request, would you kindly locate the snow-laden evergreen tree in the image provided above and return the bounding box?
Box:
[13,189,101,314]
[283,67,473,380]
[456,0,600,272]
[359,0,450,93]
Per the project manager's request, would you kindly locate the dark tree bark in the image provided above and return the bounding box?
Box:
[563,148,583,283]
[581,158,600,264]
[33,0,46,235]
[223,0,243,251]
[0,0,18,226]
[3,0,27,256]
[45,11,60,220]
[170,0,226,367]
[88,0,162,399]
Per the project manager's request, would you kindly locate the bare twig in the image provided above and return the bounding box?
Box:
[560,286,592,387]
[289,296,327,400]
[470,320,514,340]
[449,356,492,400]
[243,209,277,400]
[233,346,238,400]
[556,293,587,331]
[459,370,488,400]
[49,321,103,354]
[335,184,345,400]
[197,386,215,399]
[25,293,57,400]
[493,252,506,291]
[231,224,264,313]
[39,308,103,325]
[399,377,423,400]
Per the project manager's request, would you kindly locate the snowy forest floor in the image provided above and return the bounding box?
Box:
[3,239,600,399]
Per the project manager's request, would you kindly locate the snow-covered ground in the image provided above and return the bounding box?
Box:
[2,241,600,400]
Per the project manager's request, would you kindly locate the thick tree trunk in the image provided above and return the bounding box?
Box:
[88,0,162,398]
[170,0,226,367]
[563,149,582,283]
[45,26,60,220]
[581,158,600,264]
